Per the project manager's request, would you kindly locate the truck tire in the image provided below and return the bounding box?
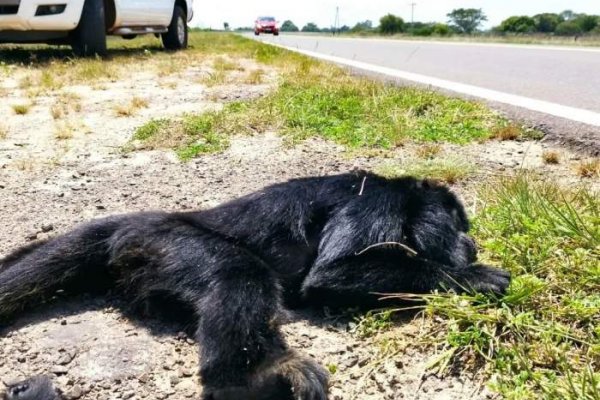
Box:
[71,0,107,57]
[162,6,187,50]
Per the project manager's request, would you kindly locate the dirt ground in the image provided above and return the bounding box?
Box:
[0,56,597,400]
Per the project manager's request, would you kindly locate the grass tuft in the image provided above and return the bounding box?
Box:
[542,150,560,165]
[575,158,600,178]
[11,103,31,115]
[415,175,600,399]
[132,114,229,160]
[54,121,75,140]
[415,143,442,159]
[0,124,7,139]
[376,158,475,184]
[129,33,520,160]
[114,96,149,117]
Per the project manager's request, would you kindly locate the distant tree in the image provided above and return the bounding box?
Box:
[301,22,320,32]
[447,8,487,34]
[338,25,351,33]
[533,13,563,33]
[223,22,230,31]
[573,14,598,32]
[499,16,536,33]
[432,23,452,36]
[379,14,404,34]
[560,10,576,21]
[555,20,583,36]
[407,22,433,36]
[351,20,373,32]
[280,20,299,32]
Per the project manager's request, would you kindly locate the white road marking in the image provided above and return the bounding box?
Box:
[265,41,600,127]
[278,35,600,53]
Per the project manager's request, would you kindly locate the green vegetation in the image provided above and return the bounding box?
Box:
[497,11,599,36]
[447,8,488,34]
[281,8,599,42]
[131,32,515,159]
[280,20,299,32]
[11,103,31,115]
[132,113,229,161]
[374,176,600,399]
[377,158,475,184]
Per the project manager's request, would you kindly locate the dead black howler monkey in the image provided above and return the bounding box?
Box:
[0,171,510,400]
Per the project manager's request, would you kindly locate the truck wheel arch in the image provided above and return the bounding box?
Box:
[175,0,187,20]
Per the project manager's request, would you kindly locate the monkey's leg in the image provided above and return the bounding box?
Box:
[149,233,328,400]
[301,247,510,308]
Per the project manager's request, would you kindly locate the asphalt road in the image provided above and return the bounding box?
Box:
[250,34,600,154]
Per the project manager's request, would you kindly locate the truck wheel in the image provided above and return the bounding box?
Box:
[162,6,187,50]
[71,0,107,57]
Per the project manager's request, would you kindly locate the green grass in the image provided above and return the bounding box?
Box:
[2,32,522,156]
[376,157,476,184]
[132,113,229,160]
[131,33,519,158]
[395,175,600,399]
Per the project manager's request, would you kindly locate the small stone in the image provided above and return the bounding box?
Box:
[26,232,38,240]
[65,385,83,399]
[50,365,69,375]
[41,224,54,233]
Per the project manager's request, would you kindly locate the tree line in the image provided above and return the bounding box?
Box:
[274,9,599,37]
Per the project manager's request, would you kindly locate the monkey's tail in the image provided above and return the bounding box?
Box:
[0,217,122,322]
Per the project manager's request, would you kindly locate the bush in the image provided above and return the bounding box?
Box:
[533,13,563,33]
[432,23,452,36]
[499,16,536,33]
[379,14,404,34]
[573,14,598,32]
[555,20,583,36]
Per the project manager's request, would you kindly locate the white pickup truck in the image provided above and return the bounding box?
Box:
[0,0,193,55]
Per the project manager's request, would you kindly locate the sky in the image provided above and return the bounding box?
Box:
[190,1,599,30]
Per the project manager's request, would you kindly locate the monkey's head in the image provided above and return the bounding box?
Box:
[2,376,61,400]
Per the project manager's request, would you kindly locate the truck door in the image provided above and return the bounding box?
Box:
[116,0,174,27]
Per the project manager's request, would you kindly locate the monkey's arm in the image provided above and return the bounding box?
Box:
[301,248,510,309]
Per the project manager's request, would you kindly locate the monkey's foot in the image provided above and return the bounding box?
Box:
[202,350,328,400]
[2,376,61,400]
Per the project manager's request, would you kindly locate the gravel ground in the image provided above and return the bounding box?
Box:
[0,56,597,400]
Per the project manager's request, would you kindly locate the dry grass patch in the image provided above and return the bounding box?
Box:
[376,157,475,184]
[415,143,442,159]
[114,96,149,117]
[575,158,600,178]
[542,150,560,165]
[54,121,75,140]
[213,56,244,72]
[244,69,265,84]
[11,103,32,115]
[12,158,35,171]
[0,125,7,140]
[51,92,82,120]
[491,124,521,141]
[18,75,34,90]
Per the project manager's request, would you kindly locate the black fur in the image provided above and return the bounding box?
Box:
[1,376,60,400]
[0,172,510,400]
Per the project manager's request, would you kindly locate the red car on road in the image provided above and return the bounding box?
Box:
[255,16,279,36]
